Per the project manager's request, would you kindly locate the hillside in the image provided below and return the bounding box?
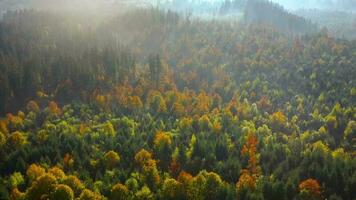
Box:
[0,7,355,200]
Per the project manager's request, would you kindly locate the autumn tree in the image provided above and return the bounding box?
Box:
[26,174,57,200]
[237,132,261,191]
[50,184,74,200]
[298,179,322,200]
[153,131,173,170]
[109,183,129,200]
[63,175,85,197]
[78,189,104,200]
[26,164,46,183]
[134,149,161,189]
[161,178,185,200]
[103,151,121,169]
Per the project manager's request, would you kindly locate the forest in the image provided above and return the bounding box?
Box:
[0,1,355,200]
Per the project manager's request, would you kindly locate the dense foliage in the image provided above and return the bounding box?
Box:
[0,8,355,200]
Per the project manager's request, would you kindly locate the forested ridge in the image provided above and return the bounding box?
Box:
[0,8,355,200]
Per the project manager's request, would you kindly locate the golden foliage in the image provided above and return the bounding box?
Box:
[172,102,185,117]
[26,173,57,200]
[48,167,65,180]
[153,131,172,148]
[178,117,193,130]
[134,149,154,168]
[102,122,116,136]
[110,183,129,200]
[104,151,121,169]
[26,164,46,183]
[63,175,85,196]
[50,184,74,200]
[48,101,62,116]
[127,96,143,110]
[8,131,27,147]
[161,178,183,199]
[79,189,105,200]
[0,119,9,135]
[270,111,287,125]
[212,120,222,134]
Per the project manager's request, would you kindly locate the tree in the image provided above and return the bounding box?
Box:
[63,176,84,197]
[187,170,225,200]
[63,153,74,169]
[26,174,57,200]
[104,151,121,169]
[50,184,74,200]
[127,96,143,111]
[47,101,61,117]
[153,131,173,169]
[161,178,184,200]
[78,189,104,200]
[9,172,24,188]
[298,179,322,200]
[237,132,261,191]
[109,183,129,200]
[135,185,154,200]
[8,131,27,148]
[26,101,40,113]
[26,164,46,183]
[148,91,167,114]
[134,149,160,188]
[269,111,287,131]
[10,187,24,200]
[135,149,154,168]
[48,167,65,180]
[344,120,356,149]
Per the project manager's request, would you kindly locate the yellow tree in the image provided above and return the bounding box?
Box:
[48,166,66,180]
[50,184,74,200]
[103,151,121,169]
[63,175,85,197]
[26,164,46,183]
[109,183,129,200]
[134,149,160,188]
[26,174,57,200]
[153,131,173,170]
[8,131,27,148]
[161,178,184,200]
[78,189,105,200]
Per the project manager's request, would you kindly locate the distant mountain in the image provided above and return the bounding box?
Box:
[270,0,356,12]
[219,0,317,35]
